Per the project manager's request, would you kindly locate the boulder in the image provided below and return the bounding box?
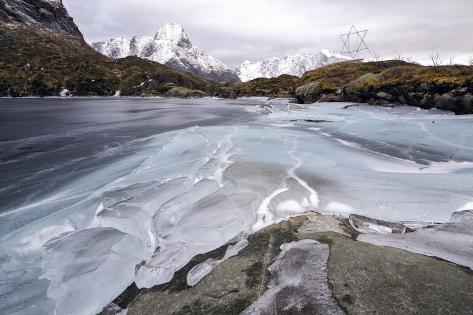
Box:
[376,91,394,101]
[420,93,435,109]
[340,73,382,103]
[419,82,433,93]
[318,93,342,103]
[214,87,239,99]
[460,93,473,113]
[295,82,322,103]
[435,92,461,112]
[166,87,206,98]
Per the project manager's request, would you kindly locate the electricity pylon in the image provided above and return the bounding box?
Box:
[340,25,375,60]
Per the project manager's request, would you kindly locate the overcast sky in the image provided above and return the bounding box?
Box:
[63,0,473,68]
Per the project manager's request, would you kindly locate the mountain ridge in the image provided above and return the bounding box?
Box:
[92,23,240,83]
[236,50,349,82]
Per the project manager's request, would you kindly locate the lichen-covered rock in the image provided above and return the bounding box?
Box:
[295,82,322,103]
[165,87,207,98]
[340,73,382,103]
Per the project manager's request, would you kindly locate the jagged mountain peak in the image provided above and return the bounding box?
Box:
[154,22,191,48]
[92,23,240,83]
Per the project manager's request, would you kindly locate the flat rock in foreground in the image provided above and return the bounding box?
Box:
[107,213,473,315]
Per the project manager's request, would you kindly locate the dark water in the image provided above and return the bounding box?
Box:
[0,97,254,213]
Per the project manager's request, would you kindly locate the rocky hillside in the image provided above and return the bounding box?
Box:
[0,2,215,97]
[220,60,473,114]
[92,22,240,83]
[236,50,348,82]
[0,0,82,38]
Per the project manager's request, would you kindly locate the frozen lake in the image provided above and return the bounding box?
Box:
[1,97,473,314]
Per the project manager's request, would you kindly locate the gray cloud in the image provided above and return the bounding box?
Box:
[63,0,473,68]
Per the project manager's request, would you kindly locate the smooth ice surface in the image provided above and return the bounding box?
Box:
[242,240,344,315]
[1,98,473,314]
[186,238,248,287]
[358,210,473,269]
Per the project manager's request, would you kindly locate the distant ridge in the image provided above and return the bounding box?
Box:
[236,50,349,82]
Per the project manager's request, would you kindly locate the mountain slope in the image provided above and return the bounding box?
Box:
[236,50,349,82]
[0,2,215,97]
[0,0,82,38]
[92,23,240,83]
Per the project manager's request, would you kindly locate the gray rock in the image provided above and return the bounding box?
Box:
[0,0,83,38]
[107,214,473,315]
[349,214,410,234]
[398,95,407,104]
[407,92,422,106]
[165,87,206,98]
[318,93,342,102]
[325,232,473,315]
[376,91,394,101]
[419,82,433,92]
[461,93,473,113]
[436,93,461,111]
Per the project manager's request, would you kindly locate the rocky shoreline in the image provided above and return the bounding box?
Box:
[295,78,473,115]
[101,212,473,315]
[217,61,473,115]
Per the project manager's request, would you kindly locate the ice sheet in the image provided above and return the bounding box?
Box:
[358,210,473,269]
[1,101,473,314]
[242,240,344,315]
[186,238,248,287]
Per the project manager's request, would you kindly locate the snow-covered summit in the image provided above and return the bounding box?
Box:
[92,23,239,83]
[236,50,349,82]
[154,22,191,48]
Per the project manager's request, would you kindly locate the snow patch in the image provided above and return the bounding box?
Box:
[59,89,69,97]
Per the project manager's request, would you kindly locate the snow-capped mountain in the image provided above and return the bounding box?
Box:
[236,50,349,82]
[92,23,239,83]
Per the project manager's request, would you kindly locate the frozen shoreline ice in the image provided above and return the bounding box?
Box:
[1,101,473,314]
